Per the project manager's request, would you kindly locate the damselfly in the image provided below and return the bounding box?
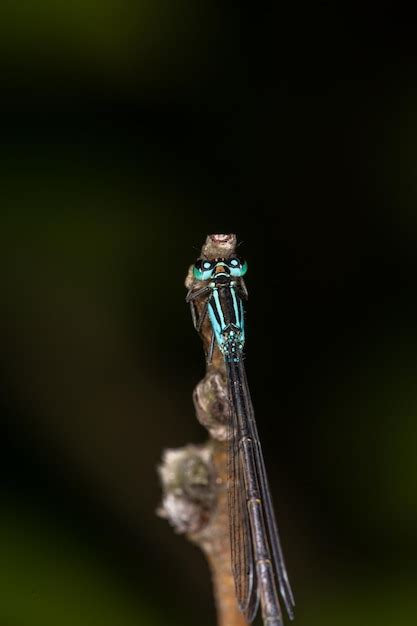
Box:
[186,239,295,626]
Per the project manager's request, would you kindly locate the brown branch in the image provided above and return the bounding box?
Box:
[158,234,248,626]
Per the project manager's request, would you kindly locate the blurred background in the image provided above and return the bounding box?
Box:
[0,2,416,625]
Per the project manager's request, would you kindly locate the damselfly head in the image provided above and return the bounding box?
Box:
[193,257,248,281]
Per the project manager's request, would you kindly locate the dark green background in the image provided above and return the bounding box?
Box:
[0,3,416,625]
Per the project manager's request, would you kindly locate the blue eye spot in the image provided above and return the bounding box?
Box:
[203,261,211,269]
[230,259,239,267]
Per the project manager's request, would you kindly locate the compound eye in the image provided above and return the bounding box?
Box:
[227,257,248,277]
[193,259,215,281]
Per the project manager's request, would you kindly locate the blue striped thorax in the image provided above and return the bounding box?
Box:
[193,257,247,362]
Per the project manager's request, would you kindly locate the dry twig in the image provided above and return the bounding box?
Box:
[158,234,247,626]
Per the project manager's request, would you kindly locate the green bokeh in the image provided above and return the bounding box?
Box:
[1,505,161,626]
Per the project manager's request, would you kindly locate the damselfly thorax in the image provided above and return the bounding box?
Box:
[186,257,248,364]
